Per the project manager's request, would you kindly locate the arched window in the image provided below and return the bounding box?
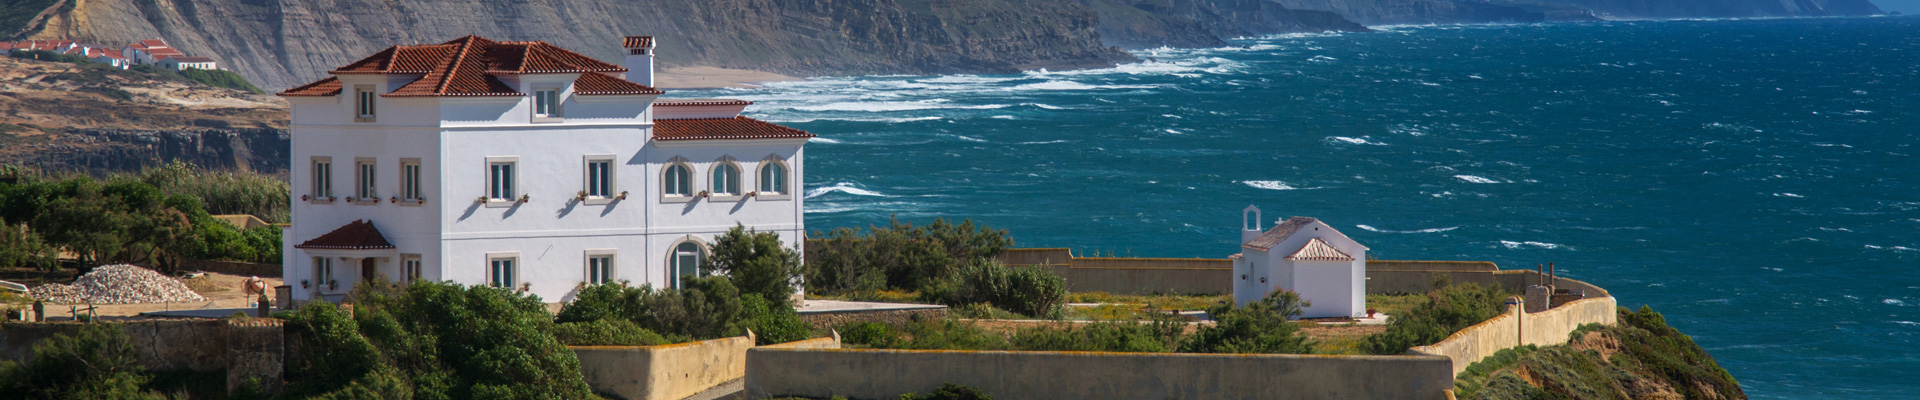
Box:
[663,164,692,196]
[711,163,740,195]
[758,162,787,194]
[670,241,705,289]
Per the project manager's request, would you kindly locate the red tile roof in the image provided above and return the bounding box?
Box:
[289,35,658,98]
[1285,238,1355,261]
[654,117,814,141]
[139,39,170,49]
[295,220,395,250]
[656,99,752,107]
[622,36,654,48]
[278,77,342,96]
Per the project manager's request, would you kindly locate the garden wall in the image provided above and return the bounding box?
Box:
[745,348,1455,400]
[571,334,842,400]
[0,319,285,393]
[1408,296,1618,376]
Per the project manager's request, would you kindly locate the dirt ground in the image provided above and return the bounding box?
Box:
[32,271,283,319]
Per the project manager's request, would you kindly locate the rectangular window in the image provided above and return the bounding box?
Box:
[400,159,422,202]
[587,255,614,285]
[489,257,516,288]
[355,159,376,200]
[355,85,376,122]
[533,89,561,119]
[311,157,332,200]
[489,162,515,201]
[401,254,422,283]
[314,257,334,286]
[583,155,615,203]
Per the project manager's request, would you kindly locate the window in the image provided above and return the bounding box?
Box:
[314,257,334,286]
[401,255,422,283]
[488,160,516,201]
[664,163,692,197]
[710,163,740,196]
[400,159,422,202]
[533,88,561,120]
[355,158,376,201]
[489,257,517,289]
[311,157,333,200]
[355,85,376,122]
[758,162,787,194]
[584,156,614,201]
[586,253,614,285]
[670,242,704,289]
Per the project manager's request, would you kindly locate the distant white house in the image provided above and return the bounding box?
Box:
[1231,206,1367,319]
[155,56,216,71]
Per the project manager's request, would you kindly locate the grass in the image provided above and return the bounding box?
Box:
[1065,292,1228,311]
[806,289,923,303]
[1366,293,1429,318]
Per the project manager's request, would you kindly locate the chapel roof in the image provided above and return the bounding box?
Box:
[280,35,661,98]
[1285,238,1355,261]
[1243,216,1367,252]
[295,220,396,250]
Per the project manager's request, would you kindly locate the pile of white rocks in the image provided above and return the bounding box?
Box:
[29,264,206,304]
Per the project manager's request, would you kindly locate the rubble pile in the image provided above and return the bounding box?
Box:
[29,265,207,304]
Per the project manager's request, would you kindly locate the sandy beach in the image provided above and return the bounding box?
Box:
[654,65,802,89]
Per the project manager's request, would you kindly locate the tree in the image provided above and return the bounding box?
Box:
[0,223,57,272]
[704,224,804,307]
[1179,289,1314,354]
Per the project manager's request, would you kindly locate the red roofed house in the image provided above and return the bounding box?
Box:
[278,35,812,303]
[1231,206,1368,318]
[155,56,217,71]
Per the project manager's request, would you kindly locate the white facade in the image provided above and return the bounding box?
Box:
[1231,206,1368,319]
[281,36,807,303]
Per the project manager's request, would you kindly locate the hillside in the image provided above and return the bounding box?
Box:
[0,55,288,174]
[1456,307,1747,400]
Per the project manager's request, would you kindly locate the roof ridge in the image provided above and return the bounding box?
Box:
[434,36,480,95]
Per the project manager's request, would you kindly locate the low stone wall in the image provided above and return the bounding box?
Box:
[0,319,285,393]
[1409,296,1618,376]
[745,348,1455,400]
[182,259,282,278]
[797,307,946,330]
[572,335,842,400]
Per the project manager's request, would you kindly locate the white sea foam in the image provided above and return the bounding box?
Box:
[1329,136,1387,145]
[1355,225,1460,234]
[1454,175,1501,184]
[1895,321,1920,327]
[1026,103,1066,110]
[1886,299,1908,306]
[1500,240,1567,250]
[1865,245,1918,253]
[808,137,842,144]
[990,115,1016,120]
[791,100,1007,112]
[950,135,988,143]
[1009,80,1161,91]
[805,183,887,199]
[1015,140,1071,145]
[1240,180,1297,191]
[1774,193,1805,198]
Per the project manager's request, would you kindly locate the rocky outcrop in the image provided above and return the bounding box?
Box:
[1,128,290,175]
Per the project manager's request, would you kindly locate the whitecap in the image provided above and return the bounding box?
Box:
[1773,193,1805,198]
[1014,140,1070,145]
[1009,80,1161,91]
[791,100,1007,112]
[1355,225,1460,234]
[805,183,887,198]
[1240,180,1297,191]
[1329,136,1388,145]
[1499,240,1566,250]
[1454,175,1501,184]
[1164,129,1186,135]
[808,137,842,144]
[1895,321,1920,327]
[950,135,988,143]
[1025,103,1066,110]
[990,115,1016,120]
[1886,299,1908,306]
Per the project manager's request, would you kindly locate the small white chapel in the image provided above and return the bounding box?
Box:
[1231,205,1368,319]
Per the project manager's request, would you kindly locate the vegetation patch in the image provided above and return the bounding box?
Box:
[1458,306,1745,400]
[1360,277,1513,355]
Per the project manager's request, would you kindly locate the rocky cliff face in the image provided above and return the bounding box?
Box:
[1077,0,1369,49]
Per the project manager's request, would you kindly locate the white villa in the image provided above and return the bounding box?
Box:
[1231,206,1368,319]
[277,35,811,303]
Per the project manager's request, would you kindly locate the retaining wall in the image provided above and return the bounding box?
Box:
[572,335,843,400]
[0,319,285,393]
[745,348,1455,400]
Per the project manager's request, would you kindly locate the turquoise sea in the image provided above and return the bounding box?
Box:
[681,17,1920,398]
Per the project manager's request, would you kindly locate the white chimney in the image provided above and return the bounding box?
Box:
[1241,205,1263,243]
[621,36,656,87]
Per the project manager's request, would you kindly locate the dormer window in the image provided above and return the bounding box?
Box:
[533,87,562,122]
[354,85,376,123]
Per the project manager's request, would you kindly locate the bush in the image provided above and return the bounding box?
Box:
[838,320,1009,351]
[1179,290,1314,354]
[900,383,993,400]
[705,224,805,307]
[1009,320,1181,353]
[0,324,164,399]
[130,161,291,223]
[738,294,814,345]
[923,260,1066,319]
[1360,282,1510,355]
[552,318,670,346]
[805,217,1012,294]
[555,277,748,342]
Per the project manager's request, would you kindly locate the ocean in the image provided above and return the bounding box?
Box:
[677,17,1920,398]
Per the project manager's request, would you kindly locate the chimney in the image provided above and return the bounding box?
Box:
[1240,205,1263,244]
[621,36,656,87]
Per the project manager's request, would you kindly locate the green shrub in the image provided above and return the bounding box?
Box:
[805,217,1012,294]
[923,260,1066,319]
[555,277,747,341]
[130,161,291,223]
[837,321,900,348]
[738,294,814,345]
[0,324,164,399]
[705,224,805,307]
[1179,290,1314,354]
[552,318,670,346]
[1361,282,1510,355]
[1010,320,1182,353]
[900,383,993,400]
[840,320,1009,351]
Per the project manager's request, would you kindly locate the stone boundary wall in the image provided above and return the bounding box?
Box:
[745,348,1455,400]
[999,248,1232,295]
[182,259,283,278]
[1409,296,1618,376]
[0,319,285,393]
[572,335,756,400]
